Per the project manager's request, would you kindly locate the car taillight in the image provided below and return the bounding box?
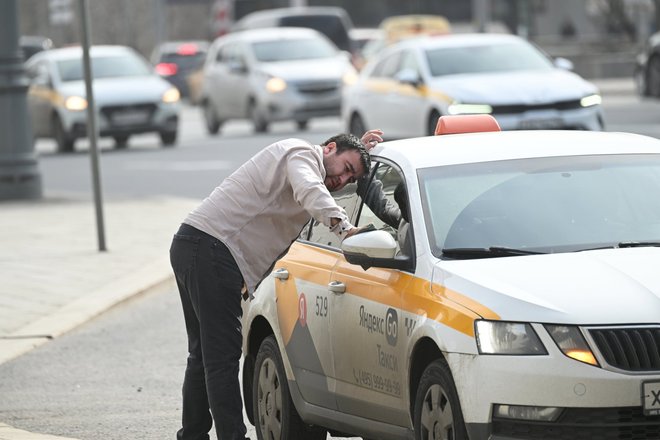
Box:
[156,62,178,76]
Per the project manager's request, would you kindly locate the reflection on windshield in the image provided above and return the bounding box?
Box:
[419,154,660,257]
[425,42,553,76]
[252,38,337,62]
[57,55,152,82]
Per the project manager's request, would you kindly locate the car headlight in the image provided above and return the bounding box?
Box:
[343,70,358,86]
[475,320,547,355]
[448,102,493,115]
[266,77,287,93]
[64,95,87,111]
[580,94,602,107]
[162,87,180,104]
[545,324,599,366]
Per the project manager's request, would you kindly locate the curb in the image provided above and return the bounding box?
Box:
[0,256,174,366]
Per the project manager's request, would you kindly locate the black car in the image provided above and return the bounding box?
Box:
[634,31,660,97]
[150,40,209,99]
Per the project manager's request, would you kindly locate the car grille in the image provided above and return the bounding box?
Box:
[101,103,157,126]
[589,326,660,372]
[493,406,660,440]
[490,99,583,114]
[294,80,339,94]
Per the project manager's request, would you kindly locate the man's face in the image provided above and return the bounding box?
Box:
[322,142,366,192]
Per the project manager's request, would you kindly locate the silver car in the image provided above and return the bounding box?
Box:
[26,45,180,152]
[200,27,357,134]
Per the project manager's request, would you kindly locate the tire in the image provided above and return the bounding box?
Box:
[203,100,221,135]
[53,116,74,153]
[253,336,326,440]
[647,55,660,97]
[413,359,468,440]
[160,130,177,147]
[296,120,308,131]
[249,101,269,133]
[427,110,441,136]
[114,135,129,149]
[349,113,366,138]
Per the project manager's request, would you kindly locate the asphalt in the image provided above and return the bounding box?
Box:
[0,76,637,440]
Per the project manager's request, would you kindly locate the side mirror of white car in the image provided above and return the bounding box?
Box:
[554,57,574,71]
[341,230,413,271]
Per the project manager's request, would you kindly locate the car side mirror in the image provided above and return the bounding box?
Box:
[553,57,574,71]
[395,68,422,87]
[341,230,413,271]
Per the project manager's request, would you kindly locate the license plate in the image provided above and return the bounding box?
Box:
[112,110,149,126]
[642,381,660,416]
[518,118,563,130]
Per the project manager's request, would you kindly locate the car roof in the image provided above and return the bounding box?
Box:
[375,130,660,170]
[236,6,350,21]
[215,27,328,44]
[29,45,136,62]
[389,32,524,52]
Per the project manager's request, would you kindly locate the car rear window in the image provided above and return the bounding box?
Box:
[280,15,352,52]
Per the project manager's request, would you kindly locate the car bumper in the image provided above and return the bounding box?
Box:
[62,102,180,138]
[447,346,660,440]
[261,87,342,122]
[492,105,604,131]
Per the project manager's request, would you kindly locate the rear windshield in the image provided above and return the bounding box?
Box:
[160,52,206,70]
[252,37,337,62]
[280,15,352,52]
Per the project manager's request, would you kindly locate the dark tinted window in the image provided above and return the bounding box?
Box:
[280,15,352,52]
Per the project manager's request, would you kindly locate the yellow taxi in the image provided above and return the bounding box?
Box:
[242,115,660,440]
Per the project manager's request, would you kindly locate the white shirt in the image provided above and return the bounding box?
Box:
[183,138,353,294]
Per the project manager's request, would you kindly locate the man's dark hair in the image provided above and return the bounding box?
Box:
[322,133,371,176]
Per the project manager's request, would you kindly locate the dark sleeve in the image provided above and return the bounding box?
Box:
[357,175,401,229]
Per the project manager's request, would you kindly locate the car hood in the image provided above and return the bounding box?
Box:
[258,57,350,81]
[428,69,599,104]
[58,76,171,105]
[433,248,660,324]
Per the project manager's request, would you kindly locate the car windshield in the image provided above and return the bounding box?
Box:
[251,38,337,62]
[419,154,660,257]
[57,54,152,82]
[425,41,553,76]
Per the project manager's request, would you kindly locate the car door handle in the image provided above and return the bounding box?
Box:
[273,268,289,280]
[328,280,345,294]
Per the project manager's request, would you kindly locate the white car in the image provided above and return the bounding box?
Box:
[26,45,180,152]
[199,27,357,134]
[342,33,605,139]
[242,115,660,440]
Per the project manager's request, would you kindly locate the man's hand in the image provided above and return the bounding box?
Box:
[361,129,384,152]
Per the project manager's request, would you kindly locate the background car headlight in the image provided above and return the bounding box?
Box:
[545,324,599,366]
[266,77,287,93]
[343,70,358,86]
[162,87,180,103]
[64,96,87,111]
[580,94,602,107]
[475,320,547,355]
[448,102,493,115]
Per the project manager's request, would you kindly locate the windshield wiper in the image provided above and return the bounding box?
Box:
[441,246,545,259]
[617,241,660,248]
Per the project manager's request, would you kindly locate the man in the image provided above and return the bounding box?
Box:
[169,129,383,440]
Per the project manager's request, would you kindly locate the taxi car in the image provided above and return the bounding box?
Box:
[241,115,660,440]
[342,33,604,139]
[25,45,180,152]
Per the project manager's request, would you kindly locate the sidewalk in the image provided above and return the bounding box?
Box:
[0,195,198,366]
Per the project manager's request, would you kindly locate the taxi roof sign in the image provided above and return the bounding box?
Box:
[435,114,501,136]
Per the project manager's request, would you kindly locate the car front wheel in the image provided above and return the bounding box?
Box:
[253,336,326,440]
[53,115,74,153]
[203,100,221,134]
[349,113,366,138]
[160,130,177,147]
[414,359,468,440]
[648,55,660,97]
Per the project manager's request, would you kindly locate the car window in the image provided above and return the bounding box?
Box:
[419,154,660,256]
[160,52,206,69]
[399,49,420,75]
[56,54,152,82]
[306,182,360,249]
[251,37,337,62]
[279,15,352,52]
[425,41,554,77]
[370,51,402,79]
[356,163,411,257]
